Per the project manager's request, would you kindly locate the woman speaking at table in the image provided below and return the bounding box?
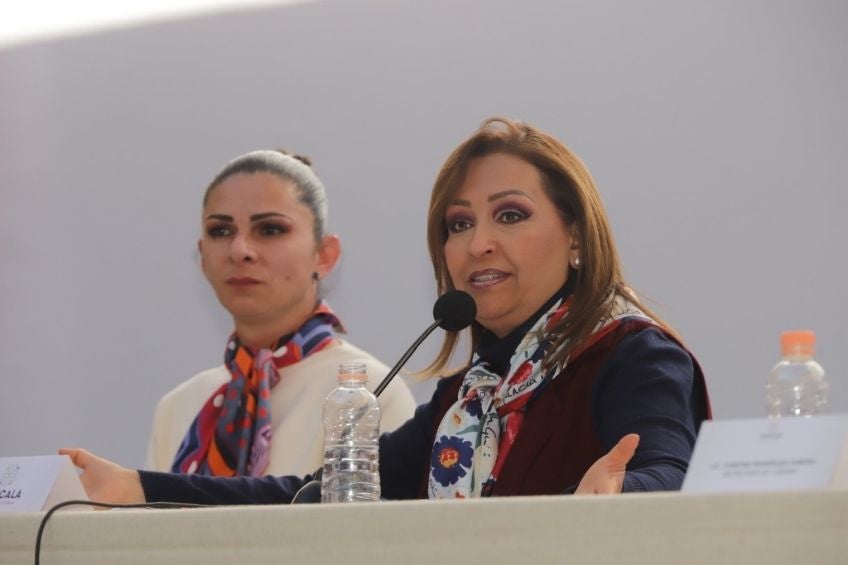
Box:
[63,118,709,501]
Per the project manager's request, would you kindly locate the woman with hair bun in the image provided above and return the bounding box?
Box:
[144,149,415,478]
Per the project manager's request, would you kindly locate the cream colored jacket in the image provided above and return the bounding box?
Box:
[145,340,416,476]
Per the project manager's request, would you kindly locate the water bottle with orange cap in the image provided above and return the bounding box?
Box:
[321,361,381,502]
[765,330,828,417]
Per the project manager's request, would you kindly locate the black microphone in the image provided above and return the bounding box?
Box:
[373,290,476,397]
[291,291,476,504]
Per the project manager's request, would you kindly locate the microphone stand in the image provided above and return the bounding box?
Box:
[373,319,441,397]
[293,319,443,504]
[291,471,323,504]
[292,291,477,505]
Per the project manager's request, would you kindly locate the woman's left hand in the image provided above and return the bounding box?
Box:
[574,433,640,495]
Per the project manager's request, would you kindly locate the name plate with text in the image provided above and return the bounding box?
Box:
[682,414,848,493]
[0,455,89,512]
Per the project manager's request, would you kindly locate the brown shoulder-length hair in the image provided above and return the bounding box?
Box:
[423,117,679,377]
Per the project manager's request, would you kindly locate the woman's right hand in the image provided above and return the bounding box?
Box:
[59,448,146,505]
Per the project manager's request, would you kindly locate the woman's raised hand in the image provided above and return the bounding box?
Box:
[574,433,640,495]
[59,448,146,505]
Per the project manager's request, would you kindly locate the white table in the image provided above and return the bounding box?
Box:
[2,490,846,564]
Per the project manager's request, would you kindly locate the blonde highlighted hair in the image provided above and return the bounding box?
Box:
[423,117,677,376]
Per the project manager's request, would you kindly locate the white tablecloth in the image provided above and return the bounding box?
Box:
[2,490,846,564]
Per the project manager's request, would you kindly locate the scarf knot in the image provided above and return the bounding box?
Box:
[171,302,343,476]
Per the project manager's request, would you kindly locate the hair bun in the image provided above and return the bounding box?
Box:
[275,148,312,167]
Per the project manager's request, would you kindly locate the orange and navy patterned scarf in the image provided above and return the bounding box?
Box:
[428,293,652,498]
[171,302,343,477]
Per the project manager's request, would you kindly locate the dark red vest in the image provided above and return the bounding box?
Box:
[419,319,710,497]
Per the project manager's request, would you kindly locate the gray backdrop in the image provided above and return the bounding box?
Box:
[1,0,846,468]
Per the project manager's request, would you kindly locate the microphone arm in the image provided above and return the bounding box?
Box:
[338,318,442,443]
[292,292,474,504]
[373,318,442,398]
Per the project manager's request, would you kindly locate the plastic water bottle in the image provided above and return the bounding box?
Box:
[321,362,381,502]
[765,330,828,417]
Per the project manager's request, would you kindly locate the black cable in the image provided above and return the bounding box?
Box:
[35,499,210,565]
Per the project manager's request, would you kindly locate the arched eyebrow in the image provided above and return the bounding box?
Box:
[204,212,291,222]
[249,212,290,222]
[448,189,531,207]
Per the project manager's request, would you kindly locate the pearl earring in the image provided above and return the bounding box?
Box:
[571,256,581,269]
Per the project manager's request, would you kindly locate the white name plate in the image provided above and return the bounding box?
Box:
[682,414,848,493]
[0,455,89,512]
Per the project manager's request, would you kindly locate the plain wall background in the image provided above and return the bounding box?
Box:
[1,0,846,468]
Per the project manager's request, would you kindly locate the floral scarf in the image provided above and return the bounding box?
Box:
[428,293,652,498]
[171,302,343,477]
